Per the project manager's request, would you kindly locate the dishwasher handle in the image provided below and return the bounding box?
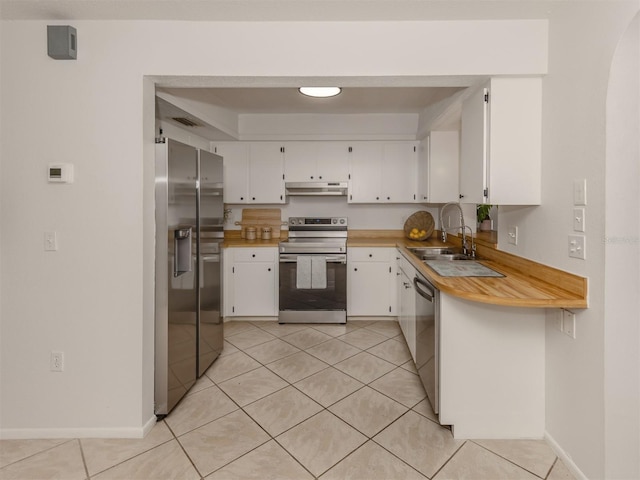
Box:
[413,275,434,302]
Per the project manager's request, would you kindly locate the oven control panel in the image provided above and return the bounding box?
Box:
[288,217,348,227]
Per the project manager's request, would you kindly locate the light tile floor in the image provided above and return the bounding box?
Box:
[0,320,577,480]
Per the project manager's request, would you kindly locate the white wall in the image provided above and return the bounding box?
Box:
[0,18,548,438]
[496,3,639,479]
[604,12,640,480]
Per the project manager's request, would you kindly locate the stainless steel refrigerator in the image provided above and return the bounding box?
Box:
[154,138,224,416]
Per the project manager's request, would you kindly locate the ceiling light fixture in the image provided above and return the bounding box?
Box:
[298,87,342,98]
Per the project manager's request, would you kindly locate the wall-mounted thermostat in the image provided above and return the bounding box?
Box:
[48,163,74,183]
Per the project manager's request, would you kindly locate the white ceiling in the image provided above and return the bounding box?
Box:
[0,0,552,22]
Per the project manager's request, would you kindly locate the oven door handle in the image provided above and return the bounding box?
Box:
[279,254,346,264]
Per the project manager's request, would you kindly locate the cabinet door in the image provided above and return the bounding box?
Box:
[348,262,392,316]
[231,261,276,316]
[248,143,285,204]
[416,138,430,202]
[217,143,250,204]
[459,85,488,204]
[348,142,382,203]
[487,77,542,205]
[283,142,316,182]
[382,142,417,203]
[316,142,350,182]
[428,132,460,203]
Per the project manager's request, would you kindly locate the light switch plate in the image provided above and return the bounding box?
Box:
[573,208,585,232]
[568,235,586,259]
[44,231,58,251]
[573,179,587,206]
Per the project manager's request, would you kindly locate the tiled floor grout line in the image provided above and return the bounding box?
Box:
[470,440,552,479]
[76,438,91,479]
[164,421,206,480]
[428,439,469,479]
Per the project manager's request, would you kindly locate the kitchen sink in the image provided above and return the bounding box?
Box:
[407,247,474,261]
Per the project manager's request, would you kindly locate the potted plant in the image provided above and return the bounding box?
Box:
[476,204,494,232]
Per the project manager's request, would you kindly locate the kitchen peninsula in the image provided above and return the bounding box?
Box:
[225,227,588,438]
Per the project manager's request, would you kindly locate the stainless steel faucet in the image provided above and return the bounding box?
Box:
[439,202,475,257]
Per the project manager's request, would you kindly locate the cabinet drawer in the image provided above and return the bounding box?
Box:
[233,248,276,262]
[349,248,393,262]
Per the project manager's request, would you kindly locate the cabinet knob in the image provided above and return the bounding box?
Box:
[459,194,465,199]
[319,176,322,179]
[376,196,380,200]
[240,197,244,201]
[310,176,314,179]
[387,197,390,200]
[252,254,256,258]
[354,267,358,271]
[369,254,373,258]
[252,197,256,201]
[268,268,271,272]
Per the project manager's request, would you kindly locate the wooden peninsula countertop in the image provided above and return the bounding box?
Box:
[348,230,588,309]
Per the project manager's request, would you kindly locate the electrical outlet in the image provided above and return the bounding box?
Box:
[562,310,576,338]
[50,351,64,372]
[573,208,585,232]
[568,235,586,259]
[507,226,518,245]
[44,231,58,251]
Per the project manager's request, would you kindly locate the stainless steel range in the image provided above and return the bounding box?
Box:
[278,217,348,324]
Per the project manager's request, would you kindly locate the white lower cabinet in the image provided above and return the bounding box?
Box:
[224,247,278,317]
[347,247,396,316]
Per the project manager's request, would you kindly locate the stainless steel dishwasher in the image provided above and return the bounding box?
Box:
[414,272,439,415]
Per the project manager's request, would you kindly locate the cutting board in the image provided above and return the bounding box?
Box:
[236,208,285,239]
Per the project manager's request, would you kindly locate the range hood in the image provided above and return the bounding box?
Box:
[285,182,348,196]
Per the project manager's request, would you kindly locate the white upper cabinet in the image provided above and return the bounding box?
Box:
[283,142,349,182]
[348,141,418,203]
[417,131,460,203]
[459,77,542,205]
[248,143,285,203]
[215,142,285,204]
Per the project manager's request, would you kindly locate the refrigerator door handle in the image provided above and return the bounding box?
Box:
[174,227,193,277]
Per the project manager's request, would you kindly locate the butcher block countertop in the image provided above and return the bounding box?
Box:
[348,230,588,309]
[222,229,588,308]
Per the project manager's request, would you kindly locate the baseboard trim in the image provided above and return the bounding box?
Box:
[0,415,157,440]
[544,431,588,480]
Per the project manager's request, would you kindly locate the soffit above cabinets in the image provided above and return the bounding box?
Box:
[158,86,465,115]
[155,85,469,141]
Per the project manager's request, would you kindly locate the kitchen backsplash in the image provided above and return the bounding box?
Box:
[224,196,440,230]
